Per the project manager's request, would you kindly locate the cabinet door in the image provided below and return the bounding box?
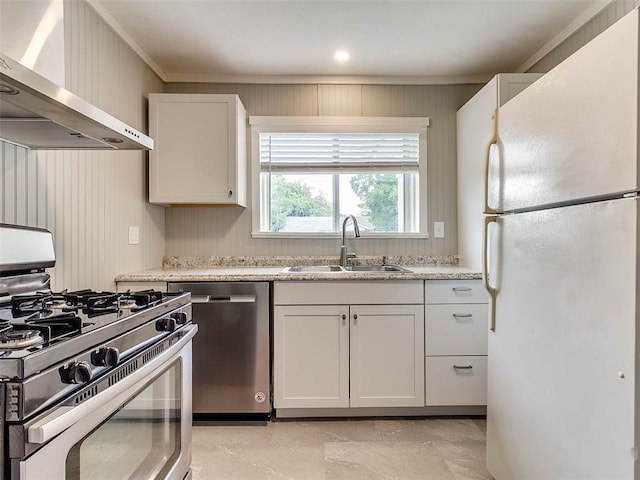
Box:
[149,94,246,206]
[349,305,425,407]
[273,305,349,409]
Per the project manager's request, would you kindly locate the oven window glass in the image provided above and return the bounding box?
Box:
[65,363,181,480]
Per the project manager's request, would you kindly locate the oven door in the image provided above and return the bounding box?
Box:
[16,325,196,480]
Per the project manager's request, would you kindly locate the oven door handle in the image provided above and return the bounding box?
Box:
[27,324,197,445]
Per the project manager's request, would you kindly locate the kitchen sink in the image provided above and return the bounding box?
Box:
[280,265,345,273]
[279,265,412,273]
[344,265,412,273]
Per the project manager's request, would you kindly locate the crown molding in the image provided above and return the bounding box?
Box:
[515,0,614,72]
[163,73,492,85]
[85,0,167,81]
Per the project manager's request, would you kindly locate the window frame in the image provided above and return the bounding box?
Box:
[249,116,429,238]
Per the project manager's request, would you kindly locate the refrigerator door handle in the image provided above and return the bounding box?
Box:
[484,108,499,215]
[483,215,499,331]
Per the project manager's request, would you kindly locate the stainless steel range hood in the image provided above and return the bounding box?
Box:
[0,53,153,150]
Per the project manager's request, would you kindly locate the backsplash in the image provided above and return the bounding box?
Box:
[163,255,459,268]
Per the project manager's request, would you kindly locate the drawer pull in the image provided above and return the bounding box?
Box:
[452,287,472,293]
[191,295,256,304]
[453,313,472,319]
[453,365,473,370]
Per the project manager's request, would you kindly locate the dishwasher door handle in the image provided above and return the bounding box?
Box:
[191,295,257,304]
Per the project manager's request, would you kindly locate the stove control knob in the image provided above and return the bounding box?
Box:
[63,361,92,384]
[156,317,177,332]
[92,347,120,367]
[170,311,188,325]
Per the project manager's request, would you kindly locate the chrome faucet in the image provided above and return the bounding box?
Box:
[340,215,361,266]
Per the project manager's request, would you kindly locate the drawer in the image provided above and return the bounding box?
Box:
[425,304,488,355]
[425,280,488,304]
[274,281,423,305]
[425,356,487,406]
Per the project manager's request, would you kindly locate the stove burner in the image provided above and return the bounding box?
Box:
[1,289,169,350]
[0,328,43,349]
[10,290,167,319]
[11,293,52,317]
[120,290,165,311]
[85,293,120,314]
[0,320,11,336]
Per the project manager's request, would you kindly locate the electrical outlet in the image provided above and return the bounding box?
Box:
[128,226,139,245]
[434,222,445,239]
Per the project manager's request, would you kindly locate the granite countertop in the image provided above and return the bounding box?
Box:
[115,256,482,282]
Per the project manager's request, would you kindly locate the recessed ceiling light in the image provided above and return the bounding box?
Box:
[334,50,350,62]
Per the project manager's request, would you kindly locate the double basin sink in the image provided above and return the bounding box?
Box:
[280,265,413,274]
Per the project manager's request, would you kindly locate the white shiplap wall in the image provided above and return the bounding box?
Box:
[163,83,481,257]
[0,0,165,291]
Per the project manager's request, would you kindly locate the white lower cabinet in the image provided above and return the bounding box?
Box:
[425,280,488,406]
[425,356,487,406]
[273,281,424,410]
[350,304,424,407]
[274,305,349,409]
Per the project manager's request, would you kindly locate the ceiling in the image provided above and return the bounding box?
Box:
[91,0,609,83]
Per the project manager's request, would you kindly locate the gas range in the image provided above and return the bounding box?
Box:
[0,284,191,418]
[0,285,190,381]
[0,224,196,480]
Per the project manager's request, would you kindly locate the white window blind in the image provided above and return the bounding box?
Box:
[250,116,429,237]
[259,132,420,171]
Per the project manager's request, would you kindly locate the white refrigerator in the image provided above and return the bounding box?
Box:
[457,73,542,270]
[484,7,639,479]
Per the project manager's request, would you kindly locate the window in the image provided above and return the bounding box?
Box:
[250,117,429,237]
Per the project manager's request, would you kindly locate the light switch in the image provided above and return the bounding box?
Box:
[128,226,139,245]
[433,222,445,239]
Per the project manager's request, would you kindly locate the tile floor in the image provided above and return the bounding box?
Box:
[191,417,492,480]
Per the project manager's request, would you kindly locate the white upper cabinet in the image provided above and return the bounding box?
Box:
[149,94,247,206]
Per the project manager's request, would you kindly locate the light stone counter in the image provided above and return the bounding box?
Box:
[115,265,482,283]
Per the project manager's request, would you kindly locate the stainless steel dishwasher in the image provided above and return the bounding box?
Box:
[168,282,271,419]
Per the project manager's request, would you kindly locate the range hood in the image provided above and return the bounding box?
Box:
[0,53,153,150]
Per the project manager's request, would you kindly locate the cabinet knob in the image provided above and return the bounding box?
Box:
[353,314,358,319]
[228,190,233,197]
[341,314,346,320]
